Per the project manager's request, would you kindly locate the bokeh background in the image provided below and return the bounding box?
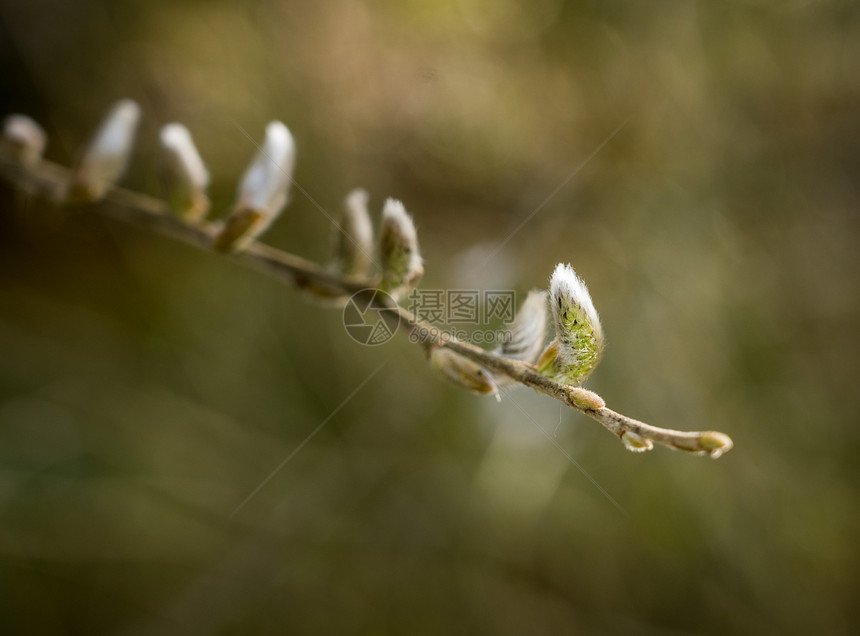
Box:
[1,0,859,634]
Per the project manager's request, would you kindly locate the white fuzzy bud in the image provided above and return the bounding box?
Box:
[332,188,374,278]
[493,289,548,387]
[378,198,423,299]
[538,263,604,385]
[430,346,499,400]
[216,121,295,251]
[159,123,210,221]
[500,290,548,363]
[69,99,140,201]
[2,114,47,166]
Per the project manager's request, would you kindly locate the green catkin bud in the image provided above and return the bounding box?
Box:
[68,99,140,202]
[332,188,374,278]
[430,346,499,400]
[159,123,210,221]
[2,114,47,167]
[216,121,294,252]
[539,263,604,385]
[378,198,423,299]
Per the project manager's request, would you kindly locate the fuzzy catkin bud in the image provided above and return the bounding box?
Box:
[2,114,47,166]
[493,289,548,387]
[215,121,295,252]
[538,263,604,386]
[69,99,140,202]
[430,346,499,399]
[159,123,210,221]
[332,188,374,278]
[378,198,423,299]
[500,290,548,364]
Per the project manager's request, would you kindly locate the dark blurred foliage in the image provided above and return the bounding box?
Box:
[1,0,859,634]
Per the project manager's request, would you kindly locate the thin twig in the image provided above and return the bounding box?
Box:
[0,151,733,458]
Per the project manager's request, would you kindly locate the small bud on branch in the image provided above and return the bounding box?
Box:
[568,387,606,411]
[216,121,295,252]
[621,430,654,453]
[68,99,140,202]
[2,114,47,167]
[332,188,374,278]
[159,123,210,221]
[378,198,423,299]
[430,345,500,400]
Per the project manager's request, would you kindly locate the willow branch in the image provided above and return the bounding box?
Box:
[0,151,733,458]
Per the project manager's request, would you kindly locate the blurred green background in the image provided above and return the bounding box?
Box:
[1,0,859,634]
